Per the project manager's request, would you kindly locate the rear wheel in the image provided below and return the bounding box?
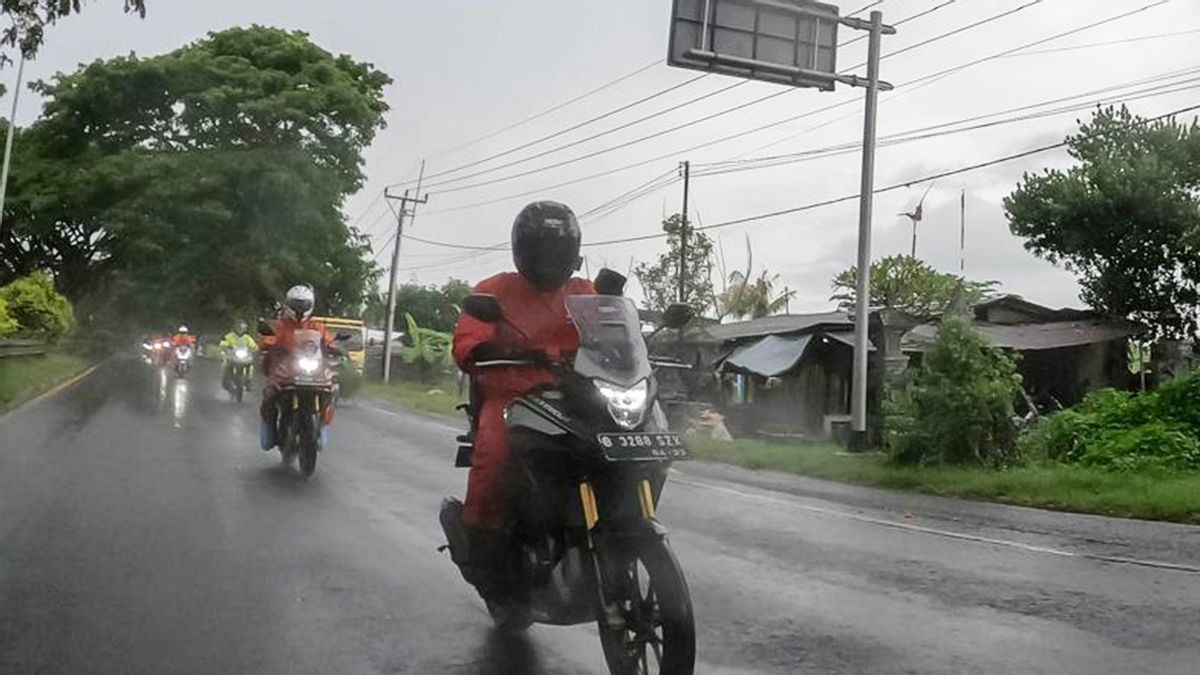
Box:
[598,538,696,675]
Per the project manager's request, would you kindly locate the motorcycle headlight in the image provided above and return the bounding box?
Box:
[296,355,321,374]
[594,379,649,430]
[234,348,249,360]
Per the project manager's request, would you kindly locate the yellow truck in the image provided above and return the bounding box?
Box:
[313,316,366,373]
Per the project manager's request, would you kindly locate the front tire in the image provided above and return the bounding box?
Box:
[485,598,533,634]
[598,538,696,675]
[298,412,319,477]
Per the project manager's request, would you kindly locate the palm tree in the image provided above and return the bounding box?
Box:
[717,237,796,320]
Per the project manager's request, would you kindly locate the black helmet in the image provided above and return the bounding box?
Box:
[511,201,581,290]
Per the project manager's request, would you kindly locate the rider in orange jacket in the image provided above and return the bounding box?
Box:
[449,201,595,593]
[258,285,337,450]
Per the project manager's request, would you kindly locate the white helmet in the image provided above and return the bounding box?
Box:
[177,325,189,333]
[283,284,315,320]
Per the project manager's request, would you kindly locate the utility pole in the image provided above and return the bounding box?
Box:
[381,161,427,384]
[678,160,690,304]
[0,52,26,234]
[850,10,885,448]
[959,187,966,273]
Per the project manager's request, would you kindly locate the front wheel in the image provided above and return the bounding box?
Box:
[598,538,696,675]
[298,411,319,477]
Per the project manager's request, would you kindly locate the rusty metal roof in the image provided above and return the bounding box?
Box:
[701,312,854,343]
[902,319,1140,352]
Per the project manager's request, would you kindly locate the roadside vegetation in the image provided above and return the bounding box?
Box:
[688,438,1200,524]
[0,272,87,413]
[0,353,90,413]
[359,378,461,418]
[692,315,1200,524]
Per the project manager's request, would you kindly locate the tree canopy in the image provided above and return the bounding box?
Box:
[1005,106,1200,339]
[0,26,390,328]
[830,255,997,318]
[634,213,714,317]
[365,279,471,333]
[1,1,145,65]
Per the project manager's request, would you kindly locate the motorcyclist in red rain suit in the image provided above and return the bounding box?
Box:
[258,284,338,450]
[447,201,595,597]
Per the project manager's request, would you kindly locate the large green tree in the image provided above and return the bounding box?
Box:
[830,255,997,318]
[634,213,714,316]
[1005,106,1200,338]
[0,26,390,326]
[365,279,470,332]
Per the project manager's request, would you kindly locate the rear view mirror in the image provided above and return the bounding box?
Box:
[662,303,693,330]
[594,268,627,297]
[335,331,352,342]
[463,294,504,323]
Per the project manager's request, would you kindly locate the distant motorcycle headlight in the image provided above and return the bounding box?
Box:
[296,355,321,374]
[176,347,192,360]
[594,379,649,430]
[234,347,249,360]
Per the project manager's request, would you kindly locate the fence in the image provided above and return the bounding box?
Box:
[0,339,48,358]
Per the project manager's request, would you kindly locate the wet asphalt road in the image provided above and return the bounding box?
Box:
[1,358,1199,675]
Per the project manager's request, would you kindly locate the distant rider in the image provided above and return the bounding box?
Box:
[219,320,259,391]
[447,201,595,596]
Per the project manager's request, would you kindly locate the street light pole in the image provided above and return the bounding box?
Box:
[0,52,26,234]
[678,160,690,304]
[850,10,884,447]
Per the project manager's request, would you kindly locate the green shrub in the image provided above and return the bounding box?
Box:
[1080,421,1200,472]
[887,316,1022,466]
[0,272,74,341]
[0,295,16,338]
[1019,369,1200,471]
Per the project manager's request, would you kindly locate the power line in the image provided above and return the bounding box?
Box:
[412,99,1200,258]
[1001,26,1200,57]
[842,0,960,48]
[424,58,661,161]
[412,0,970,195]
[390,73,710,188]
[426,88,792,195]
[413,0,1174,221]
[580,101,1200,247]
[419,80,747,191]
[422,0,1073,196]
[696,66,1200,174]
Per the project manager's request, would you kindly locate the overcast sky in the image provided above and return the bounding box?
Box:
[9,0,1200,314]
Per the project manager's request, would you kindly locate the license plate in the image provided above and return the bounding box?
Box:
[597,432,690,461]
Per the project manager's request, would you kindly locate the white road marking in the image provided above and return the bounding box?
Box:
[671,474,1200,575]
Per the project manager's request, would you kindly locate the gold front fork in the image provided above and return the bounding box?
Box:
[579,481,600,531]
[638,478,656,519]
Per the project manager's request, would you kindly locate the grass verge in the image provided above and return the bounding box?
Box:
[0,352,92,414]
[360,379,462,417]
[689,437,1200,524]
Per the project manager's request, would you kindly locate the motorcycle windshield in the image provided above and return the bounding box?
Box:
[566,295,651,388]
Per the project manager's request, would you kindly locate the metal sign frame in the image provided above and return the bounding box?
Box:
[668,0,841,90]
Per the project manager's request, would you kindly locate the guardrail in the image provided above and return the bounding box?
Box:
[0,339,48,358]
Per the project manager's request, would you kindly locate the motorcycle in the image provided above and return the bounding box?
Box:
[174,343,193,377]
[226,345,254,403]
[440,292,697,675]
[265,327,345,477]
